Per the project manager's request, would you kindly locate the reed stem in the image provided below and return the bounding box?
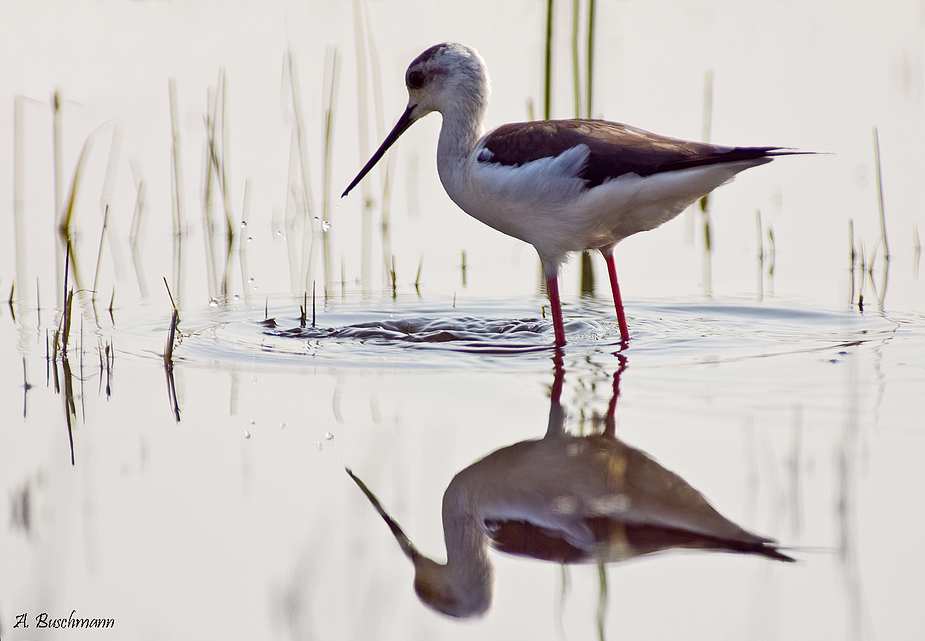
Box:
[169,79,185,298]
[571,0,581,118]
[585,0,596,119]
[873,127,890,262]
[322,48,341,290]
[543,0,554,120]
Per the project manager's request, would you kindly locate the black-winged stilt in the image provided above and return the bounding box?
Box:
[346,363,793,618]
[343,43,805,347]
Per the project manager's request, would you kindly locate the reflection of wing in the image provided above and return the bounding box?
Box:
[468,433,794,565]
[625,524,795,562]
[486,518,590,563]
[486,517,795,564]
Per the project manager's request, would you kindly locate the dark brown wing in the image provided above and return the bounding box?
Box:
[485,518,590,563]
[480,120,787,188]
[486,517,795,564]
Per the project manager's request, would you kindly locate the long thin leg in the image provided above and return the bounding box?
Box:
[602,251,630,342]
[545,275,567,347]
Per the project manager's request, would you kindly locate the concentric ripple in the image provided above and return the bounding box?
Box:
[117,293,905,372]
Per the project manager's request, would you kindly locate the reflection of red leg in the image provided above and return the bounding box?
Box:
[603,251,631,342]
[603,355,628,437]
[545,276,567,347]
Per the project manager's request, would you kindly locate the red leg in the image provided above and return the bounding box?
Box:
[545,275,567,347]
[603,251,630,342]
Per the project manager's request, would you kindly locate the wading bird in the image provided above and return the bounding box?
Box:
[346,364,793,618]
[343,43,804,346]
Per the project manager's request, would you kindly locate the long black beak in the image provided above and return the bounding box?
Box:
[345,467,422,562]
[341,104,417,198]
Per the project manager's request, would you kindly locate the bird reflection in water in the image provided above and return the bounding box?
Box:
[347,359,794,618]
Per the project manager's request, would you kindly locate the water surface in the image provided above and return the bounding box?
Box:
[1,1,924,639]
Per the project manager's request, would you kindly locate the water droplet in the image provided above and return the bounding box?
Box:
[277,230,284,237]
[233,294,240,301]
[250,419,256,426]
[321,220,331,232]
[240,220,247,228]
[209,298,219,308]
[316,442,323,451]
[279,422,287,429]
[244,431,251,439]
[247,236,253,242]
[248,277,255,284]
[324,432,334,441]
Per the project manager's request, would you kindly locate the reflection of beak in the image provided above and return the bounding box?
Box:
[342,104,418,198]
[345,467,422,562]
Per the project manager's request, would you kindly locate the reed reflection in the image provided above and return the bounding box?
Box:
[348,359,794,618]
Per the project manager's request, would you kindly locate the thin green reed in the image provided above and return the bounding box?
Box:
[585,0,595,119]
[128,159,149,298]
[571,0,581,118]
[58,124,109,301]
[92,124,125,316]
[873,127,890,262]
[53,91,63,304]
[203,69,237,299]
[699,71,714,296]
[168,79,185,300]
[544,0,554,120]
[202,84,219,299]
[322,47,341,292]
[596,562,608,641]
[564,0,598,292]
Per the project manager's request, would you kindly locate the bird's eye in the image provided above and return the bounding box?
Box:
[407,70,425,89]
